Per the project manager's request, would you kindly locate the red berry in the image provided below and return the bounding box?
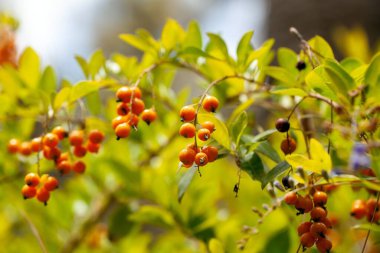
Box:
[112,116,127,129]
[202,96,219,113]
[297,221,312,236]
[131,98,145,115]
[21,185,37,199]
[125,113,139,128]
[295,195,313,214]
[44,176,59,191]
[43,133,59,148]
[313,191,328,206]
[87,141,100,153]
[69,130,84,146]
[198,128,211,141]
[311,207,327,222]
[116,102,130,116]
[43,146,61,161]
[73,145,87,158]
[179,148,196,166]
[316,237,332,253]
[284,192,298,205]
[88,129,105,144]
[180,106,196,122]
[300,232,316,249]
[7,138,20,154]
[19,142,32,156]
[141,109,157,125]
[351,200,367,219]
[310,222,328,238]
[195,152,208,166]
[36,187,50,205]
[31,137,43,152]
[57,161,71,175]
[115,123,131,139]
[201,146,218,162]
[24,173,40,187]
[179,123,196,138]
[73,160,86,174]
[52,126,68,140]
[280,137,297,155]
[201,121,215,133]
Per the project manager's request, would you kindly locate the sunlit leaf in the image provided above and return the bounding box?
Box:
[271,88,308,97]
[88,49,105,78]
[365,52,380,96]
[39,66,56,94]
[198,113,231,150]
[53,86,71,110]
[75,55,89,78]
[18,47,40,88]
[161,18,185,51]
[353,224,380,232]
[183,20,202,49]
[209,238,224,253]
[255,141,282,163]
[308,35,334,60]
[263,66,297,86]
[236,31,254,66]
[207,33,230,62]
[261,161,290,188]
[277,47,298,74]
[227,98,254,126]
[178,165,197,202]
[129,205,175,228]
[230,111,247,146]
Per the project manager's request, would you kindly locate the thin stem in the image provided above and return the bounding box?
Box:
[19,210,49,253]
[287,97,307,120]
[361,191,380,253]
[327,100,333,154]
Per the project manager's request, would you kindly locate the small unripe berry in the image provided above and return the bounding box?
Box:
[275,118,290,132]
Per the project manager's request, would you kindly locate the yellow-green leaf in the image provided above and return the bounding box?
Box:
[198,113,231,150]
[18,47,40,88]
[271,88,308,97]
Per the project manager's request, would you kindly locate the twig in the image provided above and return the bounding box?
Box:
[361,191,380,253]
[19,210,49,253]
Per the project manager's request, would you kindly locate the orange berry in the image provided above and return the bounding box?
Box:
[44,176,59,191]
[19,142,32,156]
[280,137,297,155]
[7,138,20,153]
[87,141,100,153]
[295,195,313,214]
[131,98,145,115]
[115,123,131,139]
[56,152,69,164]
[313,191,328,206]
[88,129,105,144]
[125,113,139,128]
[52,126,68,140]
[21,185,37,199]
[179,148,196,166]
[43,146,62,161]
[297,221,312,236]
[316,238,332,253]
[116,102,130,116]
[73,160,86,174]
[69,130,84,146]
[57,161,71,175]
[195,152,208,166]
[31,137,43,152]
[198,128,211,141]
[179,123,196,138]
[112,116,127,129]
[116,86,132,102]
[40,174,49,184]
[284,192,298,205]
[366,198,380,214]
[320,217,333,229]
[73,145,87,158]
[201,121,215,133]
[311,207,327,222]
[43,133,59,148]
[300,232,316,249]
[351,200,367,219]
[180,106,196,122]
[36,187,50,205]
[201,146,218,162]
[186,143,200,153]
[310,222,328,238]
[141,109,157,125]
[131,87,142,99]
[202,95,219,113]
[24,173,40,187]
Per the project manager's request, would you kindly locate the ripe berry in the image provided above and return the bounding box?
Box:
[125,113,139,128]
[313,191,328,206]
[73,145,87,157]
[19,142,32,156]
[73,160,86,174]
[180,106,196,122]
[24,173,40,187]
[112,116,127,129]
[201,121,215,133]
[44,176,59,191]
[36,187,50,205]
[43,146,61,161]
[280,137,297,155]
[310,222,327,238]
[22,185,37,199]
[275,118,290,132]
[57,161,71,175]
[141,109,157,125]
[131,98,145,115]
[201,146,218,162]
[284,192,298,205]
[179,123,196,138]
[69,130,84,146]
[31,137,43,152]
[186,143,200,153]
[179,148,196,166]
[295,195,313,214]
[56,152,69,164]
[7,138,20,154]
[198,128,211,141]
[86,141,100,153]
[115,123,131,139]
[116,86,131,102]
[117,102,130,116]
[43,133,59,148]
[297,221,312,236]
[366,198,379,214]
[52,126,68,140]
[311,207,327,221]
[300,232,316,249]
[202,95,219,113]
[195,152,208,166]
[88,130,104,144]
[320,217,333,229]
[351,200,367,219]
[316,238,332,253]
[281,175,294,189]
[296,60,306,71]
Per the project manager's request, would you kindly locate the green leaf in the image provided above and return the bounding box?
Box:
[230,111,247,146]
[305,67,339,102]
[120,33,155,54]
[108,206,134,240]
[86,91,102,115]
[261,161,290,188]
[179,47,223,61]
[246,38,274,68]
[209,238,224,253]
[183,20,202,49]
[241,129,277,143]
[207,33,230,61]
[69,80,111,103]
[75,55,89,78]
[88,49,105,78]
[239,152,265,181]
[271,88,308,97]
[178,165,197,202]
[161,18,185,51]
[39,66,56,94]
[227,98,254,126]
[198,113,231,150]
[263,228,290,253]
[353,224,380,232]
[277,47,298,73]
[18,47,40,88]
[308,35,334,60]
[340,57,364,73]
[365,52,380,95]
[362,180,380,192]
[324,59,355,91]
[54,86,71,110]
[236,31,254,66]
[263,66,297,86]
[129,205,175,228]
[255,141,282,163]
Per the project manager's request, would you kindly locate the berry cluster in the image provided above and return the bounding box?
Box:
[113,86,157,139]
[350,198,380,223]
[22,173,59,205]
[275,118,297,155]
[178,96,219,168]
[285,190,333,252]
[8,127,105,205]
